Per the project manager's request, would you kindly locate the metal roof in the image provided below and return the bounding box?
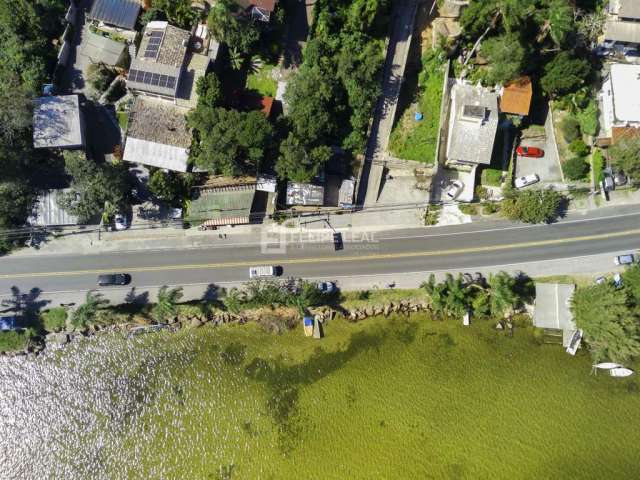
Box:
[83,31,127,66]
[89,0,140,30]
[123,137,189,172]
[31,189,79,226]
[286,182,325,206]
[620,0,640,19]
[187,185,256,224]
[33,95,84,149]
[604,20,640,43]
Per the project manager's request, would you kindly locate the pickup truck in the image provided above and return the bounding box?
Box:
[249,265,282,278]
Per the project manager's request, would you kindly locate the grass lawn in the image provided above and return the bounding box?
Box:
[131,315,640,478]
[388,50,445,164]
[481,167,503,186]
[246,64,277,97]
[116,111,128,131]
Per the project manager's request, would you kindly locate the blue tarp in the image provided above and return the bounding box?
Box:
[303,317,314,326]
[0,316,18,331]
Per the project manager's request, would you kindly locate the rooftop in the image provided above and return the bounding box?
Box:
[30,189,80,226]
[533,283,577,347]
[83,31,127,66]
[609,63,640,123]
[88,0,141,30]
[236,0,277,12]
[620,0,640,19]
[286,182,325,206]
[123,97,191,172]
[604,19,640,43]
[33,95,84,149]
[187,184,256,225]
[500,76,532,116]
[446,83,499,165]
[127,21,190,97]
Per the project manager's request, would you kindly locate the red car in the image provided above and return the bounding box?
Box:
[516,146,545,157]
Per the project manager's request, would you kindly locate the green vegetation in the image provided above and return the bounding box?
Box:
[41,307,67,333]
[479,32,529,85]
[610,132,640,181]
[502,188,564,224]
[572,264,640,362]
[116,111,129,131]
[140,0,198,30]
[0,331,29,353]
[560,115,581,143]
[388,49,445,163]
[424,204,441,226]
[541,52,591,98]
[147,168,193,207]
[458,203,479,216]
[71,292,110,330]
[246,63,277,97]
[224,279,326,315]
[592,148,605,184]
[152,286,184,323]
[563,155,590,181]
[275,133,332,183]
[480,167,503,186]
[568,138,590,157]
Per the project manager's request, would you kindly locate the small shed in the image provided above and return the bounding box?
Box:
[286,182,325,206]
[500,76,533,117]
[30,189,79,227]
[257,174,277,193]
[533,283,577,347]
[33,95,85,149]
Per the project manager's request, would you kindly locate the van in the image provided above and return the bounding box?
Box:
[249,265,282,278]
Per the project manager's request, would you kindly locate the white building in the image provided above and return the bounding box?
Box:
[33,95,85,149]
[599,63,640,140]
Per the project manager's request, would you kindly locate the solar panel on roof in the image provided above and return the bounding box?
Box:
[128,69,138,81]
[151,73,160,86]
[166,77,176,89]
[150,30,163,38]
[148,37,161,46]
[143,50,156,58]
[159,75,168,87]
[144,71,153,83]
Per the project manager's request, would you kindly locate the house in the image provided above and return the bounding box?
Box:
[30,189,80,227]
[88,0,140,36]
[122,97,191,172]
[236,0,278,22]
[286,182,325,206]
[603,0,640,52]
[599,63,640,141]
[187,184,257,226]
[127,21,196,102]
[33,95,85,149]
[499,76,533,117]
[533,283,578,348]
[82,31,128,66]
[446,83,499,167]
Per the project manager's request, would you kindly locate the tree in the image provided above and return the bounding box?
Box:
[487,272,520,317]
[421,274,469,317]
[460,0,500,38]
[207,0,259,55]
[501,188,563,223]
[541,52,590,98]
[275,133,332,183]
[609,132,640,181]
[0,181,34,228]
[59,151,130,223]
[622,264,640,307]
[71,291,109,329]
[148,169,184,206]
[575,100,599,137]
[560,115,581,142]
[150,0,197,30]
[563,156,589,181]
[541,0,574,46]
[188,107,273,176]
[480,33,529,85]
[572,284,640,362]
[152,286,184,323]
[196,73,222,108]
[568,139,589,157]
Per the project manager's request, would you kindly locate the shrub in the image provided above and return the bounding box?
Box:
[482,202,499,214]
[592,149,605,184]
[424,205,441,225]
[41,308,67,332]
[459,204,479,215]
[563,156,590,181]
[481,168,503,187]
[576,100,599,137]
[0,331,28,353]
[357,290,371,301]
[561,116,581,143]
[568,139,589,157]
[501,189,564,224]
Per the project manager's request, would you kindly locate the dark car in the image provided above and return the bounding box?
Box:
[333,233,344,251]
[98,273,131,286]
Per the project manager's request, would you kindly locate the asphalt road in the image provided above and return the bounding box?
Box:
[1,207,639,304]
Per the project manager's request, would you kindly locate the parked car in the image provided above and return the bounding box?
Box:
[249,265,282,278]
[444,180,464,200]
[97,273,131,286]
[595,276,606,285]
[514,174,540,189]
[614,171,627,186]
[516,146,544,158]
[317,281,336,294]
[114,214,128,231]
[614,254,635,265]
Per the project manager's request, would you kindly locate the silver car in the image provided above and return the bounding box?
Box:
[514,174,540,189]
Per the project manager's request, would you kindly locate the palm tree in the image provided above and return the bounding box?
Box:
[71,291,109,329]
[229,48,244,71]
[443,274,469,317]
[152,286,184,323]
[488,272,520,318]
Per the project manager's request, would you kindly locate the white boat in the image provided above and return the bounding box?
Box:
[593,362,623,370]
[610,368,634,378]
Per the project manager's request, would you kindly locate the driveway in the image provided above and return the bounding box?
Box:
[514,109,563,187]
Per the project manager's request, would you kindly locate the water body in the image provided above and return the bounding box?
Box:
[0,329,275,479]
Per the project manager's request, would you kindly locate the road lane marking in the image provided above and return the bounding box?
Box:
[1,227,639,280]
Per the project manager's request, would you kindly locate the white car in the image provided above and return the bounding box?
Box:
[114,214,128,230]
[514,174,540,189]
[444,180,464,200]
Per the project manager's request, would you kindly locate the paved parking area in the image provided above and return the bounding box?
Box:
[514,111,563,186]
[431,167,476,203]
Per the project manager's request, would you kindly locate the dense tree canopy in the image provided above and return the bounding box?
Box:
[59,151,130,223]
[207,0,260,55]
[480,33,529,85]
[610,132,640,181]
[275,133,332,183]
[188,107,273,176]
[572,282,640,363]
[541,52,591,98]
[501,188,563,224]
